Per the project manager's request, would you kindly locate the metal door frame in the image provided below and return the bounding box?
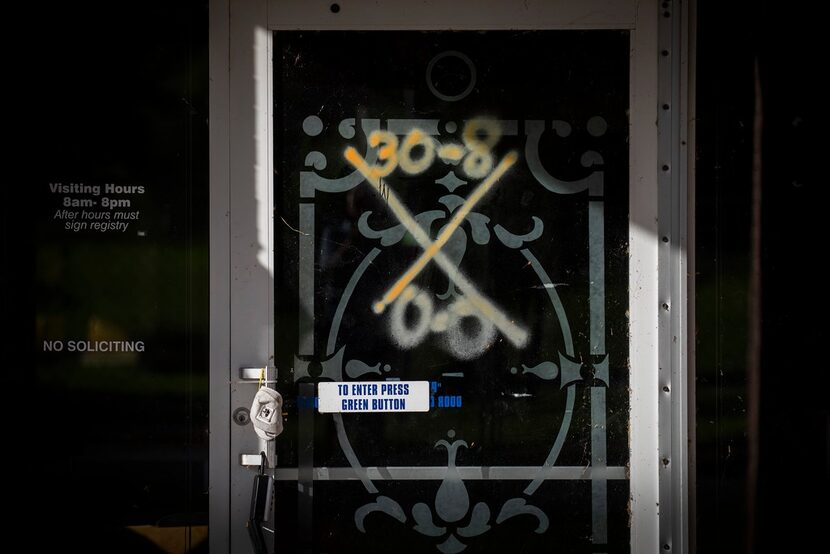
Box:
[209,1,693,551]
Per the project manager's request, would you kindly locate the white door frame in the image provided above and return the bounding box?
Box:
[209,1,692,552]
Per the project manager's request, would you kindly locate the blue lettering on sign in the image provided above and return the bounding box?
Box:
[371,398,406,410]
[430,380,461,409]
[342,398,369,411]
[352,383,378,395]
[298,396,319,409]
[430,395,463,409]
[380,383,410,395]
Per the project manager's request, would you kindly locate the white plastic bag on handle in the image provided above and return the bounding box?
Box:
[250,386,284,440]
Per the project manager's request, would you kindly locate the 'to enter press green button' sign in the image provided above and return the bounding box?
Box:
[317,381,430,413]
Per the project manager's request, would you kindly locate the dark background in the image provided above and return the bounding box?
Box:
[695,1,828,553]
[3,1,827,553]
[6,1,209,552]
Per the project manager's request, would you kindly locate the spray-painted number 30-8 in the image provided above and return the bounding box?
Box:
[367,118,502,180]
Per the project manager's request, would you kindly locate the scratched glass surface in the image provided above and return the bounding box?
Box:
[274,31,630,553]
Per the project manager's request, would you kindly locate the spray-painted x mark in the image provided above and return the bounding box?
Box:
[344,146,528,348]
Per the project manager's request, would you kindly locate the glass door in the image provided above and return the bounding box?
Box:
[272,30,631,553]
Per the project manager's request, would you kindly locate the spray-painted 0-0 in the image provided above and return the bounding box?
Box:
[272,31,630,552]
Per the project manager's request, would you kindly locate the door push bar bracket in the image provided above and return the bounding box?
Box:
[239,365,278,384]
[241,454,270,468]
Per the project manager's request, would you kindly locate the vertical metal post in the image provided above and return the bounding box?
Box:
[658,1,693,553]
